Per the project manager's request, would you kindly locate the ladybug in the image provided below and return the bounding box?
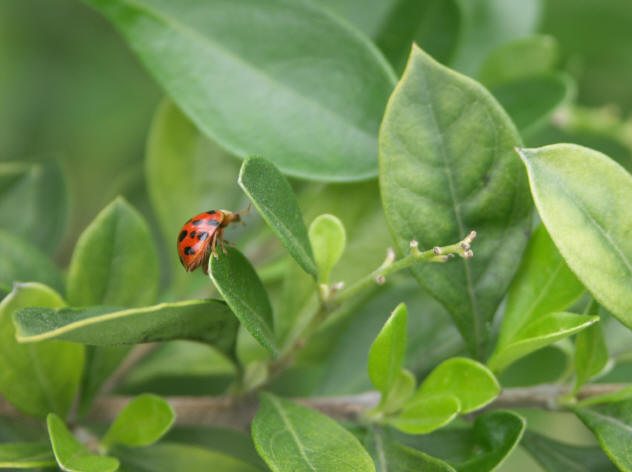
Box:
[177,207,249,274]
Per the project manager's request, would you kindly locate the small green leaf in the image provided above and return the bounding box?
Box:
[414,357,499,413]
[522,430,618,472]
[252,393,375,472]
[379,44,531,359]
[489,312,598,373]
[83,0,396,181]
[390,395,461,435]
[47,413,119,472]
[0,161,68,254]
[67,197,159,307]
[0,283,83,419]
[309,214,346,285]
[479,35,559,87]
[210,247,277,356]
[0,230,64,294]
[575,321,608,393]
[455,410,525,472]
[517,144,632,329]
[14,300,238,355]
[381,369,416,415]
[368,303,407,394]
[571,398,632,471]
[239,157,316,277]
[0,442,56,469]
[102,394,174,448]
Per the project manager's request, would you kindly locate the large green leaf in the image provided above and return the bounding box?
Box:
[83,0,396,181]
[413,358,499,414]
[239,157,316,276]
[489,224,586,372]
[0,283,83,419]
[521,430,618,472]
[47,414,119,472]
[67,197,159,307]
[517,144,632,329]
[102,394,174,448]
[252,393,375,472]
[210,247,277,356]
[379,45,530,358]
[0,230,63,294]
[0,442,56,469]
[145,99,244,296]
[0,160,68,254]
[14,300,238,355]
[572,398,632,472]
[368,303,407,395]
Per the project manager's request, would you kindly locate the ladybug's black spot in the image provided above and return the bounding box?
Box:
[190,230,197,239]
[198,231,209,241]
[184,246,195,255]
[192,219,204,226]
[178,230,187,242]
[206,219,220,226]
[206,210,216,215]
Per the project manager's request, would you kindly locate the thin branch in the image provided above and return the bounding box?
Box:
[1,384,626,431]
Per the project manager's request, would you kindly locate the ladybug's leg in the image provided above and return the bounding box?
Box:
[223,240,236,247]
[218,228,228,255]
[201,251,211,275]
[210,233,219,259]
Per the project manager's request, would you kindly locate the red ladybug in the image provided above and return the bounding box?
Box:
[177,207,248,274]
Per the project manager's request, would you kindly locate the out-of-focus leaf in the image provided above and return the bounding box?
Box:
[0,442,56,469]
[517,144,632,329]
[379,44,530,358]
[0,283,83,419]
[499,345,571,388]
[575,320,608,393]
[368,303,407,394]
[84,0,397,181]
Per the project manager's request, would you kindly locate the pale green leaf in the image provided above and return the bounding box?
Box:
[368,303,407,394]
[0,442,56,469]
[309,214,346,285]
[381,369,416,415]
[390,395,461,435]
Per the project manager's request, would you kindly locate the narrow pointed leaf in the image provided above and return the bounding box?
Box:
[47,414,119,472]
[390,395,461,435]
[252,394,375,472]
[102,394,174,448]
[14,300,238,355]
[368,303,407,394]
[83,0,396,181]
[379,44,530,358]
[0,283,83,419]
[517,144,632,329]
[210,247,277,356]
[239,157,316,276]
[0,442,56,469]
[414,357,499,413]
[309,214,346,285]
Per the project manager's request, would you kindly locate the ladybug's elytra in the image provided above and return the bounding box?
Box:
[177,207,249,274]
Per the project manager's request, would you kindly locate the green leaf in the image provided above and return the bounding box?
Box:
[381,369,416,415]
[492,73,573,134]
[379,44,530,358]
[518,144,632,328]
[145,99,244,297]
[113,442,263,472]
[368,303,407,394]
[479,35,559,87]
[102,394,174,448]
[499,345,571,387]
[252,393,375,472]
[521,430,618,472]
[414,357,499,413]
[489,312,598,373]
[67,197,159,307]
[0,283,83,419]
[390,395,461,435]
[14,300,238,355]
[0,161,68,254]
[575,321,608,393]
[47,413,119,472]
[84,0,396,181]
[0,230,64,294]
[489,224,586,372]
[571,398,632,472]
[210,247,277,356]
[455,410,525,472]
[309,214,346,285]
[239,157,316,276]
[0,442,56,469]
